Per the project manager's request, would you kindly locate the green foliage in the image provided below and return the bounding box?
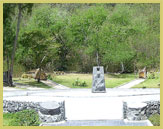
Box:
[72,78,88,87]
[148,72,155,79]
[47,74,53,80]
[3,110,40,126]
[19,29,59,70]
[148,113,160,126]
[147,72,160,79]
[4,3,160,73]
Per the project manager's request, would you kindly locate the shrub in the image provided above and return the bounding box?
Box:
[148,72,155,79]
[72,78,80,86]
[72,78,88,87]
[8,110,40,126]
[80,81,87,87]
[148,113,160,126]
[47,74,53,80]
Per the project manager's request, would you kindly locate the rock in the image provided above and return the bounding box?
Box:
[124,101,160,121]
[126,102,147,121]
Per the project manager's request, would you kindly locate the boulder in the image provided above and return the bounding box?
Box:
[126,102,147,121]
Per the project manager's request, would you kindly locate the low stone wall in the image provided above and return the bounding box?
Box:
[123,101,160,121]
[3,100,65,123]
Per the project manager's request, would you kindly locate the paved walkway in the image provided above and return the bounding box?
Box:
[41,80,70,89]
[3,88,160,125]
[41,120,153,126]
[116,79,145,88]
[3,78,159,126]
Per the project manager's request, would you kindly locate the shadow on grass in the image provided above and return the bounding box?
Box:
[26,81,52,89]
[13,78,52,89]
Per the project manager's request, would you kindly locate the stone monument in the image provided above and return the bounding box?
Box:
[92,66,106,93]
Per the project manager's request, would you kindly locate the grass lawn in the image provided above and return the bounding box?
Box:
[13,78,52,89]
[133,73,160,88]
[3,113,13,126]
[52,73,136,88]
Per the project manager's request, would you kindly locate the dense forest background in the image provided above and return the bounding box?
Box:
[3,3,160,77]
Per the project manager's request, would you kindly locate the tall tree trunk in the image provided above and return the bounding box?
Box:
[96,51,99,66]
[37,67,41,83]
[7,54,10,85]
[121,62,125,73]
[37,56,46,83]
[9,4,22,85]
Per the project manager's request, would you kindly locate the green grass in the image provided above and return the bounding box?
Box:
[148,113,160,126]
[3,110,40,126]
[133,72,160,88]
[52,73,136,88]
[13,78,52,89]
[3,113,14,126]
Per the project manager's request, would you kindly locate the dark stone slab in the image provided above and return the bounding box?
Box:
[92,66,106,93]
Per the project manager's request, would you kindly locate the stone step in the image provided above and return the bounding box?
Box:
[65,98,123,120]
[40,119,153,126]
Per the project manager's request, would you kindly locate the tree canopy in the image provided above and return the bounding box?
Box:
[3,3,160,75]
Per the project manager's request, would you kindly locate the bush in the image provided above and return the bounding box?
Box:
[147,72,160,79]
[47,74,53,80]
[148,72,155,79]
[148,113,160,126]
[7,110,40,126]
[72,78,88,87]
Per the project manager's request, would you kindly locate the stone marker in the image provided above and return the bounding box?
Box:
[92,66,106,93]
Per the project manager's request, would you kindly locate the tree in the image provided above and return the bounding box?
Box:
[19,29,59,82]
[3,3,33,86]
[66,5,108,71]
[4,3,159,75]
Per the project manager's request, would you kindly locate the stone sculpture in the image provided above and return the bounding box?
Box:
[92,66,106,93]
